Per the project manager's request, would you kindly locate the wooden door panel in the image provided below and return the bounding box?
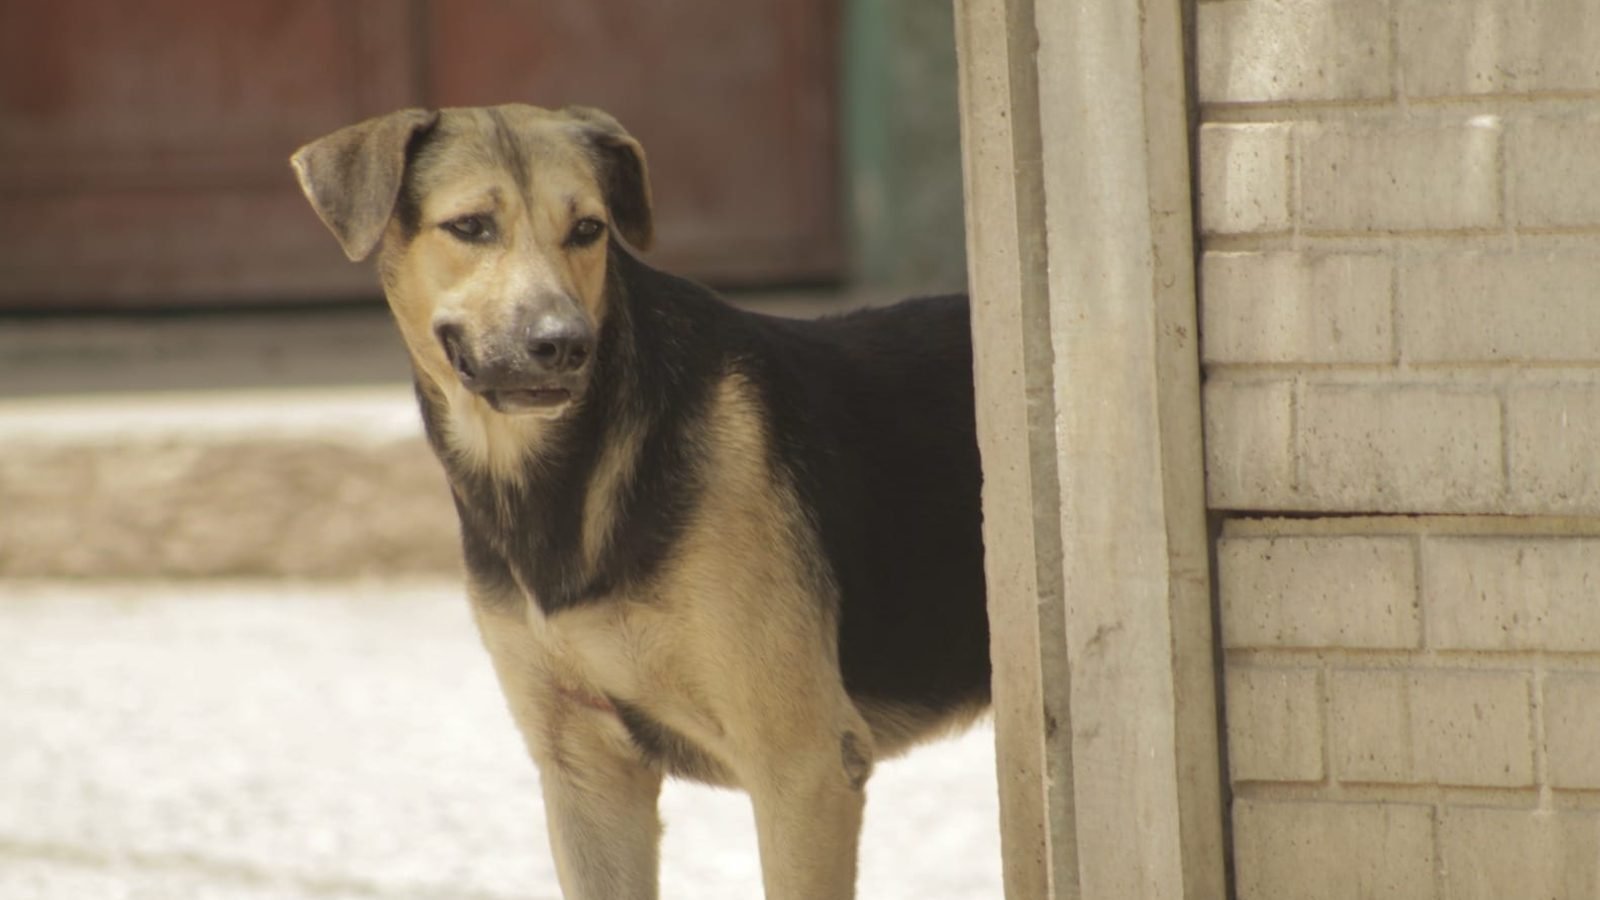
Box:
[0,0,412,308]
[0,1,838,308]
[0,187,375,301]
[0,1,411,184]
[423,1,841,283]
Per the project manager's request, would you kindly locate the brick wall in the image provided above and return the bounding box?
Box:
[1220,519,1600,898]
[1196,0,1600,896]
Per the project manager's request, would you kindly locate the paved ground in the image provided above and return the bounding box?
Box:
[0,579,1002,899]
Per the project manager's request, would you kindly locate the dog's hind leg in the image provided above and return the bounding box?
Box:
[472,602,664,900]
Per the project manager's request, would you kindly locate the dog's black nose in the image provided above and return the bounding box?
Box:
[528,319,594,373]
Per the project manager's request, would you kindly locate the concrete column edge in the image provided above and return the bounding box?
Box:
[955,0,1227,895]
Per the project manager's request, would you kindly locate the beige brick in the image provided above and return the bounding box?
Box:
[1198,123,1292,235]
[1226,667,1324,782]
[1401,247,1600,364]
[1439,807,1600,900]
[1510,385,1600,514]
[1329,669,1534,787]
[1233,800,1435,900]
[1196,0,1392,103]
[1219,536,1419,649]
[1299,119,1503,232]
[1413,671,1534,787]
[1398,0,1600,96]
[1202,251,1394,365]
[1425,538,1600,652]
[1298,384,1503,512]
[1329,670,1412,783]
[1545,674,1600,789]
[1204,379,1295,509]
[1512,116,1600,228]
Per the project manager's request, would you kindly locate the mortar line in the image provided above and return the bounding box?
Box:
[1389,238,1403,368]
[1412,531,1427,652]
[1533,664,1552,811]
[1499,389,1513,502]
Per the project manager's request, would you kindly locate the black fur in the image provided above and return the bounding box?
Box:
[485,108,534,196]
[449,490,519,603]
[749,293,989,712]
[394,124,444,242]
[417,246,989,727]
[585,133,652,250]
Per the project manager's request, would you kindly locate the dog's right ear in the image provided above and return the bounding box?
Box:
[290,108,440,262]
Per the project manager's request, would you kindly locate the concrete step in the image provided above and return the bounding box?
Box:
[0,386,458,578]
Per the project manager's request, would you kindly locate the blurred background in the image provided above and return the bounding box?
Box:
[0,2,998,897]
[0,0,965,309]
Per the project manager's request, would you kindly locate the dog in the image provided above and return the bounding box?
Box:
[291,104,988,899]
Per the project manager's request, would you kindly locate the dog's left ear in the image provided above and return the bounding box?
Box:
[564,106,654,252]
[290,108,440,262]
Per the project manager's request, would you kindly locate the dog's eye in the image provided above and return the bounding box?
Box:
[566,217,605,248]
[443,215,494,242]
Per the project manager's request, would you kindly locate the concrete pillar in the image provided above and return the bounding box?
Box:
[953,0,1226,896]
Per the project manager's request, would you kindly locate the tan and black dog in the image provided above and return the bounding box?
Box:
[291,104,987,900]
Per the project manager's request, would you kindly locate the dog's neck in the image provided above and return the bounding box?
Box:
[412,249,725,614]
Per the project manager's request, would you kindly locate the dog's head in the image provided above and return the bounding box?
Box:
[291,104,652,416]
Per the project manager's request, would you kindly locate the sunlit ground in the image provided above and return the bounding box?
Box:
[0,580,1001,899]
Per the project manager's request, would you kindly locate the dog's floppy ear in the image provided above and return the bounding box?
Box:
[564,106,654,252]
[290,108,440,262]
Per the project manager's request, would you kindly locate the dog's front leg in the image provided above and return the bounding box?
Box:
[747,746,869,900]
[717,679,875,900]
[535,717,664,900]
[472,603,663,899]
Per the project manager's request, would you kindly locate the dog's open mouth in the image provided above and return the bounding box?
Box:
[485,388,573,413]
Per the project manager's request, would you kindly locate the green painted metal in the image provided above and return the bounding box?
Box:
[842,0,968,293]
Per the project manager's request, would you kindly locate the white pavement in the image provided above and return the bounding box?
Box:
[0,580,1002,899]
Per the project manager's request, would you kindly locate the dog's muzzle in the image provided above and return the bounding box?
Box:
[434,313,594,413]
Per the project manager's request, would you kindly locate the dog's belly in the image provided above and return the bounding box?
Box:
[497,589,983,786]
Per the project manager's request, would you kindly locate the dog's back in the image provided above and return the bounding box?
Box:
[741,297,989,723]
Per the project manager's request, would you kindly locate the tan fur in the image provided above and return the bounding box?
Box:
[580,426,644,572]
[370,109,612,482]
[470,375,873,898]
[292,104,972,900]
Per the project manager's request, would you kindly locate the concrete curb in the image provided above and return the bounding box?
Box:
[0,387,461,578]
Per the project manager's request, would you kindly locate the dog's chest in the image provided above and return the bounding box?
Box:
[538,600,651,697]
[489,581,685,714]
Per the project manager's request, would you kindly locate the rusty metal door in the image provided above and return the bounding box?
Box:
[0,1,840,310]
